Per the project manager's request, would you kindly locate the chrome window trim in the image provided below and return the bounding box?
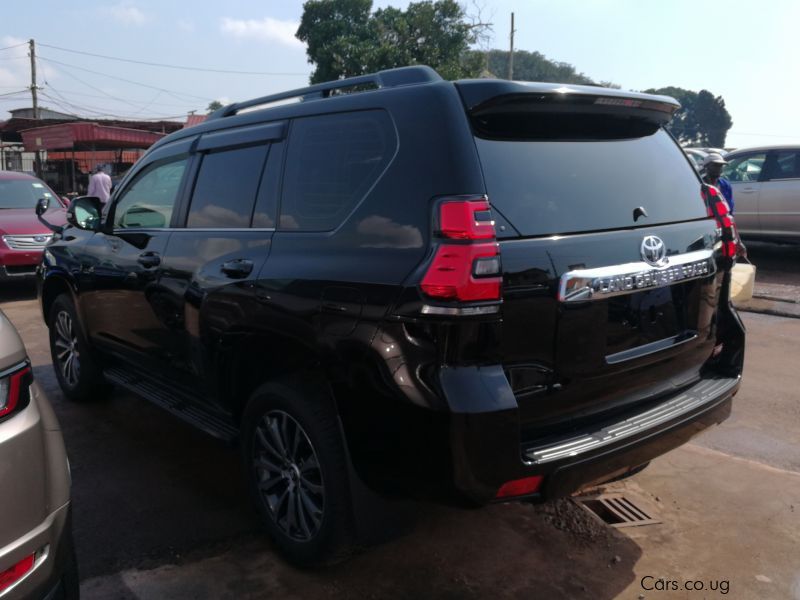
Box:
[558,249,716,302]
[110,227,277,234]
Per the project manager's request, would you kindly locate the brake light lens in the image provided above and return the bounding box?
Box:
[495,475,544,499]
[421,198,502,304]
[0,553,35,593]
[0,365,32,420]
[439,199,496,240]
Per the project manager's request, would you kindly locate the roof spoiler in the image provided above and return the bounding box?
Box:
[457,80,680,126]
[209,66,443,121]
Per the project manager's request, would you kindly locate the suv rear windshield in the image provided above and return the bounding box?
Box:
[474,123,706,237]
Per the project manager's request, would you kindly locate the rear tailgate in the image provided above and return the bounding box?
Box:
[458,81,723,439]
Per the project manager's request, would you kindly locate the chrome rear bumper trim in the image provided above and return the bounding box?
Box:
[522,376,739,465]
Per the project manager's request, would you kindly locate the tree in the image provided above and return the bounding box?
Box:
[644,87,732,147]
[468,49,619,87]
[296,0,490,83]
[207,100,224,113]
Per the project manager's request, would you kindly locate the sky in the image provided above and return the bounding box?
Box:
[1,0,798,149]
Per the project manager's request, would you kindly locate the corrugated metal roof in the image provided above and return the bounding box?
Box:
[19,122,166,150]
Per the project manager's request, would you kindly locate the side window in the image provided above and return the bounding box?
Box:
[186,144,269,228]
[723,153,766,183]
[252,141,283,229]
[113,157,188,229]
[280,110,396,231]
[764,150,800,180]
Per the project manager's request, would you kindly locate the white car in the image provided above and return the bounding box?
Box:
[722,145,800,243]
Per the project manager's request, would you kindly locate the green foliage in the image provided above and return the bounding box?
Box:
[206,100,224,113]
[479,49,598,85]
[644,87,733,147]
[297,0,488,83]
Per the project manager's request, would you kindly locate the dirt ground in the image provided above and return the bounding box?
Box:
[1,269,799,599]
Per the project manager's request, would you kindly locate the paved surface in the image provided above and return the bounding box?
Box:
[733,241,800,318]
[1,274,798,599]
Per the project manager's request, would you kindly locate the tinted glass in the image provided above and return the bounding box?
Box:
[252,141,283,229]
[114,158,188,229]
[723,153,766,183]
[280,110,396,231]
[765,150,800,180]
[187,144,269,228]
[475,128,706,237]
[0,179,57,209]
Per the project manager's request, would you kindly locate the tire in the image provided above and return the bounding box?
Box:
[241,377,355,566]
[60,524,80,600]
[48,294,110,401]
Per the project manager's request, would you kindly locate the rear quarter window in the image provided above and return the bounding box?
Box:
[279,110,396,232]
[474,124,706,237]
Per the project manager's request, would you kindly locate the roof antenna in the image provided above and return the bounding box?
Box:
[633,206,648,222]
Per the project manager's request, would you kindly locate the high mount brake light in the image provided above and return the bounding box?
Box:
[421,198,502,306]
[0,365,32,420]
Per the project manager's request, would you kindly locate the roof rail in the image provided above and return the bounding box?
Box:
[208,65,442,120]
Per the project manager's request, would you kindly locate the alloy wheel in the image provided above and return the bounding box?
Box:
[253,410,325,542]
[54,310,80,387]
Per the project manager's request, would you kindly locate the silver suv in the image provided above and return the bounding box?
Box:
[723,145,800,243]
[0,311,78,599]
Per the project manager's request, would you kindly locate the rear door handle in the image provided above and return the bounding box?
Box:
[221,258,254,279]
[137,252,161,268]
[740,187,757,193]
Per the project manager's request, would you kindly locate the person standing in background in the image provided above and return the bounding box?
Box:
[87,164,112,204]
[701,153,734,213]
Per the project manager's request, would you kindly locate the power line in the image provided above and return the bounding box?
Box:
[40,57,166,112]
[38,42,308,76]
[0,89,29,97]
[38,90,188,121]
[45,86,194,109]
[37,55,215,103]
[0,42,28,52]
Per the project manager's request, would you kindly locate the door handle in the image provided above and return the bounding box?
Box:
[137,252,161,268]
[740,187,757,193]
[221,258,254,279]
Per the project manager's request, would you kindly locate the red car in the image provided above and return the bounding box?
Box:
[0,172,67,280]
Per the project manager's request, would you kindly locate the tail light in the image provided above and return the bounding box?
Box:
[0,364,32,421]
[420,198,502,313]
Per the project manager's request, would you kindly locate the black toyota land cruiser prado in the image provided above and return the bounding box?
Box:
[37,66,745,564]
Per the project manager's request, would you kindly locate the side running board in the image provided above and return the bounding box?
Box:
[104,366,239,442]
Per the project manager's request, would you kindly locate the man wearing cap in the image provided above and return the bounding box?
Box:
[701,153,734,213]
[702,152,747,258]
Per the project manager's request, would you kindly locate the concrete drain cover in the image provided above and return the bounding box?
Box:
[574,493,661,528]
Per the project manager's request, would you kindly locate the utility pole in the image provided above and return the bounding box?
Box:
[29,38,41,176]
[508,12,515,81]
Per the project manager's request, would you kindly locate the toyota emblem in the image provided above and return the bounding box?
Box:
[640,235,667,266]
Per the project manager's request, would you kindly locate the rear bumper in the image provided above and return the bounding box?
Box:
[446,368,739,504]
[0,502,73,600]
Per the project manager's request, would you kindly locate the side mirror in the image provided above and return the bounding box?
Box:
[35,196,63,234]
[67,196,104,232]
[35,196,50,216]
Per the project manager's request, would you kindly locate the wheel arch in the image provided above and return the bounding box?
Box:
[41,272,78,324]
